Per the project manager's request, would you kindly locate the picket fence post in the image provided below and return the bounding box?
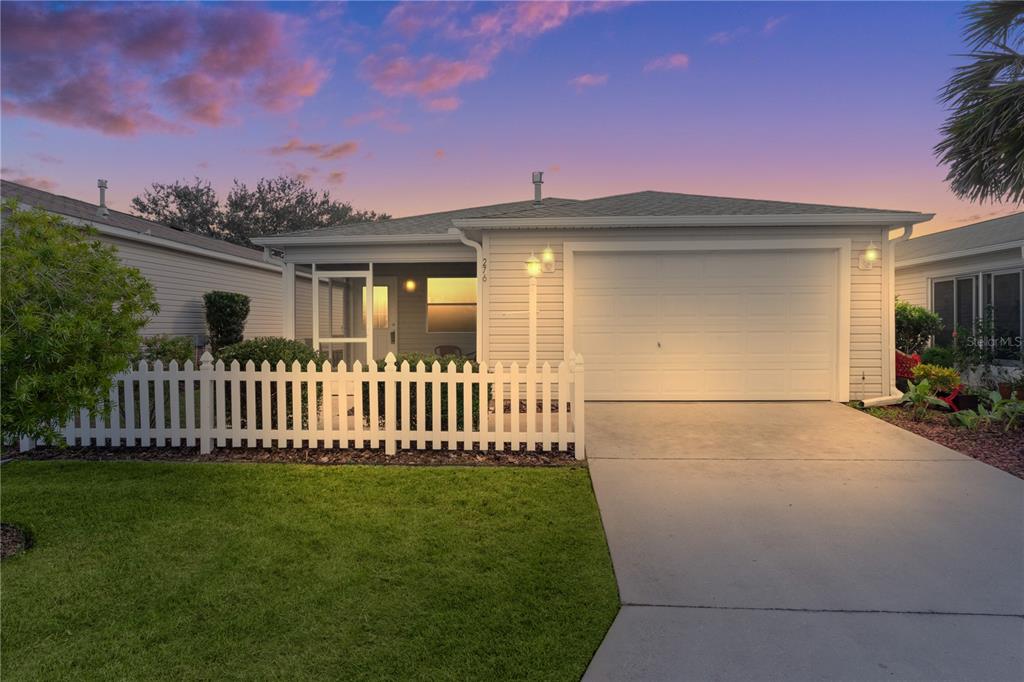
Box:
[199,352,214,454]
[383,353,397,455]
[573,353,585,460]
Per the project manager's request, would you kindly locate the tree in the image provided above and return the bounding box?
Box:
[132,175,389,248]
[935,2,1024,204]
[1,202,158,443]
[130,177,223,238]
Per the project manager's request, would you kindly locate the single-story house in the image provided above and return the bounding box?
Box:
[895,212,1023,359]
[1,179,337,348]
[253,174,934,402]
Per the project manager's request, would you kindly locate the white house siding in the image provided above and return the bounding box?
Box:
[483,225,890,400]
[895,249,1024,309]
[98,234,285,340]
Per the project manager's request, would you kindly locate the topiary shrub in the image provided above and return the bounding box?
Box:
[911,363,961,394]
[895,298,943,354]
[216,337,325,367]
[1,201,158,443]
[203,291,250,351]
[137,335,194,366]
[920,345,955,369]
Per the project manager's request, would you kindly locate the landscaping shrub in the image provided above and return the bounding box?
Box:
[203,291,250,351]
[1,201,158,443]
[900,380,949,420]
[895,299,943,354]
[137,335,194,366]
[216,337,325,367]
[367,352,484,434]
[911,364,961,394]
[920,345,955,368]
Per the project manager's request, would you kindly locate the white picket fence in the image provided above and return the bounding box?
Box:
[22,352,586,458]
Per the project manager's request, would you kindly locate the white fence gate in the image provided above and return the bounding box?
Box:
[22,353,586,458]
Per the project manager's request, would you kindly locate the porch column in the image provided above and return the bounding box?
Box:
[282,262,295,339]
[312,264,320,351]
[366,262,374,361]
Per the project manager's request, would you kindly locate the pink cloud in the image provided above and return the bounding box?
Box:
[327,171,347,185]
[708,27,748,45]
[569,73,608,91]
[434,149,446,159]
[1,167,56,191]
[424,96,461,112]
[344,107,411,133]
[644,53,690,72]
[548,164,562,173]
[360,53,489,98]
[32,153,62,165]
[763,16,787,35]
[0,3,326,136]
[269,139,360,160]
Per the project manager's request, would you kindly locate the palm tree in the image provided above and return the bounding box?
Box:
[934,2,1024,204]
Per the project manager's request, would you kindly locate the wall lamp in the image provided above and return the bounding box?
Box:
[859,241,880,270]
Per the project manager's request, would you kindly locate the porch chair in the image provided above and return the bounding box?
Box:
[434,345,463,357]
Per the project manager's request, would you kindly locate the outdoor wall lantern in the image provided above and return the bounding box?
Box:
[859,241,881,270]
[541,244,556,273]
[404,278,417,293]
[525,252,542,278]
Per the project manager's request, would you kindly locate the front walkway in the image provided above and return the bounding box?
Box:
[584,402,1024,681]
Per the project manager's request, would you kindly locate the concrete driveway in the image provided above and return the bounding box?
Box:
[584,402,1024,681]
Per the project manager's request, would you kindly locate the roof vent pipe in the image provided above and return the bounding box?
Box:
[532,171,543,206]
[97,179,109,217]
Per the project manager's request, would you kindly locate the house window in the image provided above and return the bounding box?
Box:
[932,269,1023,360]
[427,277,476,333]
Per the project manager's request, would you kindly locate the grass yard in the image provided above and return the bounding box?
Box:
[1,462,619,680]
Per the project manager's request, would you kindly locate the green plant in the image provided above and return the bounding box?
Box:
[911,364,961,394]
[1,201,159,443]
[216,337,325,367]
[947,409,982,431]
[895,299,943,354]
[367,353,484,434]
[900,380,950,421]
[137,335,194,366]
[203,291,250,351]
[952,306,999,386]
[989,391,1024,431]
[920,346,955,368]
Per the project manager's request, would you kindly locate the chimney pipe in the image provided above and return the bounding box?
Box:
[531,171,543,206]
[97,179,109,217]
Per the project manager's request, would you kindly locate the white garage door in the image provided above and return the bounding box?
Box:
[574,250,838,400]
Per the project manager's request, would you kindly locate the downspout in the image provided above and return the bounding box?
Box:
[860,223,914,408]
[450,227,484,359]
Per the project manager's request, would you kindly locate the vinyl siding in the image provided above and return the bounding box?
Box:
[98,234,285,340]
[894,250,1024,310]
[483,226,889,400]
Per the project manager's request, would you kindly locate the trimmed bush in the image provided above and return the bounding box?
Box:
[216,337,325,367]
[137,335,194,366]
[367,353,484,434]
[895,299,943,354]
[911,363,961,394]
[920,345,955,369]
[203,291,250,351]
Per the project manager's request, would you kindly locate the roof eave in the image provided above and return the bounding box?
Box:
[896,240,1024,268]
[251,233,466,247]
[452,212,934,229]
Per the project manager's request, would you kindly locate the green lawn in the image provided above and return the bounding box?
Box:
[1,462,618,680]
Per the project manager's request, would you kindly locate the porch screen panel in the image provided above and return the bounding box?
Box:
[992,272,1022,359]
[933,279,954,347]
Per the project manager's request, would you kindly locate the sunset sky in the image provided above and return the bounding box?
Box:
[1,1,1018,234]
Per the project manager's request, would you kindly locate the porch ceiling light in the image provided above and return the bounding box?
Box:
[404,278,417,293]
[541,244,556,273]
[859,241,881,270]
[525,252,542,278]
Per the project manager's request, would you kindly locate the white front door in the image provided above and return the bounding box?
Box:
[356,276,398,360]
[573,250,838,400]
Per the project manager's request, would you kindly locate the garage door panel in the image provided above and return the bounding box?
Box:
[574,250,837,401]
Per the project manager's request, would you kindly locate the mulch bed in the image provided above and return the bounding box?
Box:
[1,523,29,560]
[865,405,1024,479]
[10,445,580,468]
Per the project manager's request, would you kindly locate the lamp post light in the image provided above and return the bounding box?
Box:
[525,252,543,365]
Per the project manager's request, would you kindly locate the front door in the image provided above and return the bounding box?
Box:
[356,276,398,360]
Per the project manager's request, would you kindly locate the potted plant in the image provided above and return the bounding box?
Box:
[955,385,985,412]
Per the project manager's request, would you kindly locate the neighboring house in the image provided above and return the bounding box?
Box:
[254,175,933,402]
[1,180,337,347]
[895,212,1023,360]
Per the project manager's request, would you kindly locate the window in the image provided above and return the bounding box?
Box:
[932,269,1023,360]
[427,277,476,333]
[361,285,389,329]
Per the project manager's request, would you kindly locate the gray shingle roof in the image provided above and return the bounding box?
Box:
[283,197,579,238]
[0,180,268,262]
[896,212,1024,263]
[474,190,916,219]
